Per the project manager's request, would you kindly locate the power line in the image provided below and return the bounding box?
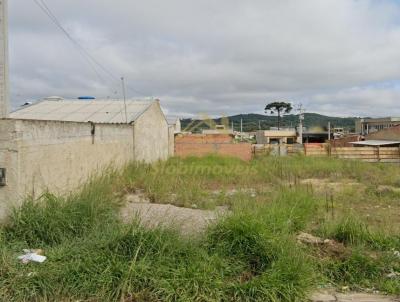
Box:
[33,0,109,86]
[32,0,148,97]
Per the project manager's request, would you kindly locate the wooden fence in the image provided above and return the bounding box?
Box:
[254,143,400,163]
[253,144,304,157]
[305,144,400,162]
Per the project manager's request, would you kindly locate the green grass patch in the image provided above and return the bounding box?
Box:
[1,155,400,300]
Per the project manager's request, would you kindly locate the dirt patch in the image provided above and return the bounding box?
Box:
[376,185,400,194]
[300,179,364,194]
[120,194,229,235]
[310,291,399,302]
[211,188,257,197]
[297,232,349,260]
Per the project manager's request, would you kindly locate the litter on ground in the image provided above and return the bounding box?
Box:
[17,249,47,264]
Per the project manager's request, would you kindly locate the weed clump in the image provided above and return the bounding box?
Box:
[4,175,117,247]
[207,214,276,274]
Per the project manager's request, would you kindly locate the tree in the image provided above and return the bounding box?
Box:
[265,101,293,130]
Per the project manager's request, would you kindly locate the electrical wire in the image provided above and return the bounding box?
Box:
[32,0,148,97]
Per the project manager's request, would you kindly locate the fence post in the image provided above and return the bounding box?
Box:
[398,146,400,164]
[377,146,381,162]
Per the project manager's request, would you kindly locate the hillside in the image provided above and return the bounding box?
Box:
[181,113,357,132]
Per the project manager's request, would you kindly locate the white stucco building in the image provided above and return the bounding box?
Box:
[0,98,171,220]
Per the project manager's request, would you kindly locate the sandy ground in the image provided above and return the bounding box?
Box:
[300,178,365,193]
[311,291,400,302]
[120,193,229,234]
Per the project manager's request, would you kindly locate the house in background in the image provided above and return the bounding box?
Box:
[355,117,400,135]
[365,124,400,141]
[202,124,233,135]
[167,117,182,134]
[256,129,297,144]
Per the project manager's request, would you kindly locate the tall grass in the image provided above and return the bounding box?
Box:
[1,155,400,300]
[0,171,319,301]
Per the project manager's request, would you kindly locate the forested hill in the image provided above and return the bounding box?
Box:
[181,113,357,132]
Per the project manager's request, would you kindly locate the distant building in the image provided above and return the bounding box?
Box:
[202,124,233,135]
[365,124,400,141]
[167,117,182,134]
[332,127,345,139]
[355,117,400,135]
[256,129,297,144]
[302,131,329,143]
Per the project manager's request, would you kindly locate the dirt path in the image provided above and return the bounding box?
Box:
[120,194,229,234]
[311,292,400,302]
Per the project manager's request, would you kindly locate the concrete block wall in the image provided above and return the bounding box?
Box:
[0,119,134,220]
[0,120,18,218]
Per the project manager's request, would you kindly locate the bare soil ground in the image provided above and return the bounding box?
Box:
[311,291,400,302]
[300,178,400,233]
[120,193,229,234]
[300,178,365,194]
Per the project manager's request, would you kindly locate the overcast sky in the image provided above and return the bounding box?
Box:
[8,0,400,117]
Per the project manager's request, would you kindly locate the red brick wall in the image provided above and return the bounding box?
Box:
[329,135,362,147]
[175,135,252,161]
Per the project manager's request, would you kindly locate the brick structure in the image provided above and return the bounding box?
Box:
[366,125,400,141]
[329,135,362,147]
[175,134,234,144]
[175,134,253,161]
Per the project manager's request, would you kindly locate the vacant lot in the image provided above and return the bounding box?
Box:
[1,156,400,301]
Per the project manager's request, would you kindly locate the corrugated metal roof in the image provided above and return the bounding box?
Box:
[10,99,155,123]
[350,140,400,146]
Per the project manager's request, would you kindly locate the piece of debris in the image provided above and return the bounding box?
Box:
[27,272,38,277]
[386,271,400,279]
[17,249,46,264]
[393,250,400,259]
[297,232,325,245]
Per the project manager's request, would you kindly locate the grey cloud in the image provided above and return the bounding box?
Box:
[8,0,400,117]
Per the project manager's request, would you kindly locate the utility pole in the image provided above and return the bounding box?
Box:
[297,104,305,144]
[328,122,331,141]
[0,0,9,118]
[258,120,261,130]
[121,77,128,123]
[240,118,243,141]
[231,121,234,132]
